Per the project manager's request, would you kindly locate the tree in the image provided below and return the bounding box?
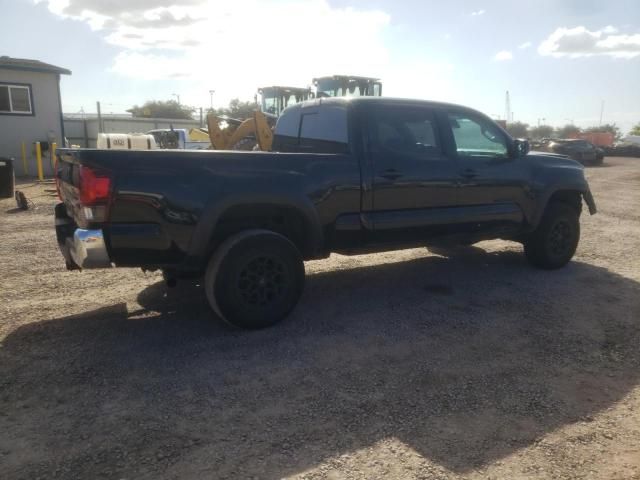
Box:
[506,121,529,138]
[555,124,581,138]
[629,123,640,136]
[211,98,259,120]
[128,100,194,119]
[529,125,554,140]
[584,123,622,141]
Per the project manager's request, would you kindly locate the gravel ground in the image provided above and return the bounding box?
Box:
[1,158,639,480]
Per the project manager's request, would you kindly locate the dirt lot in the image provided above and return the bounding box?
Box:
[1,157,639,480]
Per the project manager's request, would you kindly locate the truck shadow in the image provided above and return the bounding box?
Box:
[2,248,639,479]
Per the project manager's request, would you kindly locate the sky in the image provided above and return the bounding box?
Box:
[2,0,639,133]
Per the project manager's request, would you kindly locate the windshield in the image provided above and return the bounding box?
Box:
[316,78,375,97]
[261,89,309,115]
[261,93,279,115]
[315,79,342,97]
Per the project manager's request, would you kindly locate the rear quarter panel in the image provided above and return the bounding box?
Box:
[58,148,361,269]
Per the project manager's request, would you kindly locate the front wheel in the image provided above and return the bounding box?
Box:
[524,202,580,270]
[205,230,305,329]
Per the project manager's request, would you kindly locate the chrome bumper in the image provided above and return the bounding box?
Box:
[55,203,111,269]
[68,229,112,269]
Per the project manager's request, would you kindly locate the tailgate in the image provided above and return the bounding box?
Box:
[55,150,83,225]
[54,149,113,270]
[55,149,113,227]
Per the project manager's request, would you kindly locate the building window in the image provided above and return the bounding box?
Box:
[0,84,33,114]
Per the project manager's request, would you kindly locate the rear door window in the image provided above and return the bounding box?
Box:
[369,106,443,159]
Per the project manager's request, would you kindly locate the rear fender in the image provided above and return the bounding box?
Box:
[187,194,323,262]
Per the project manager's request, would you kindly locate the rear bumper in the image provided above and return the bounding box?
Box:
[55,203,112,269]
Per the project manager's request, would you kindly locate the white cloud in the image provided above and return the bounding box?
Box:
[518,41,532,49]
[471,9,485,16]
[494,50,513,61]
[383,62,456,100]
[539,26,640,58]
[39,0,392,105]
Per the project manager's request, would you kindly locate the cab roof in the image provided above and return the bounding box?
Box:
[292,96,473,112]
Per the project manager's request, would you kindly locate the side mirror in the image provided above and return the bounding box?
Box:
[513,139,530,157]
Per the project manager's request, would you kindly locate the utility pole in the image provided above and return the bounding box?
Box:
[172,93,180,104]
[599,100,605,126]
[199,107,203,127]
[209,90,215,111]
[96,101,103,133]
[505,91,511,124]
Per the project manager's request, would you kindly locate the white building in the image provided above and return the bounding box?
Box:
[0,56,71,176]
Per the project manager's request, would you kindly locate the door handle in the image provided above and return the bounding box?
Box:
[459,168,478,179]
[381,169,402,180]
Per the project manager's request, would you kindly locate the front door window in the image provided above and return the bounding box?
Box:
[448,112,508,159]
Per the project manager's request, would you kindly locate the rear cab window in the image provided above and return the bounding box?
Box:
[274,102,350,153]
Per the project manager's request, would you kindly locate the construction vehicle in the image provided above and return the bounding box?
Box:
[258,86,313,117]
[206,76,383,151]
[206,110,274,151]
[206,85,312,151]
[313,75,382,98]
[146,128,210,149]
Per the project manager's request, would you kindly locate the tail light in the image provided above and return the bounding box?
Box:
[79,166,111,205]
[79,166,112,223]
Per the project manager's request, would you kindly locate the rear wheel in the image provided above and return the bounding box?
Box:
[524,202,580,269]
[205,230,305,329]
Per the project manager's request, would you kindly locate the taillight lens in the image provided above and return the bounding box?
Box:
[79,166,111,205]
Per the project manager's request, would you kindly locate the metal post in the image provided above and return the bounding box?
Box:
[599,100,604,126]
[51,142,57,172]
[35,142,44,181]
[83,118,89,147]
[96,101,103,133]
[21,142,28,175]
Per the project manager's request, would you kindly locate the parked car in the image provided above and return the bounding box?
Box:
[54,97,596,329]
[604,142,640,158]
[545,139,603,165]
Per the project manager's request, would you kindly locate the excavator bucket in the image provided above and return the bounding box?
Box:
[206,111,274,151]
[206,114,228,150]
[254,111,273,151]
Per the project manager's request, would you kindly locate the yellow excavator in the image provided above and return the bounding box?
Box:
[206,76,381,151]
[206,85,312,151]
[206,110,275,151]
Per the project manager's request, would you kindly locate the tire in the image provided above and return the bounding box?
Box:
[524,202,580,270]
[205,230,305,329]
[231,137,258,151]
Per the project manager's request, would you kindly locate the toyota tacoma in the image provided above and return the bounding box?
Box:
[55,97,596,329]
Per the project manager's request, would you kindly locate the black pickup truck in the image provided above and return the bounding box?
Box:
[55,97,596,329]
